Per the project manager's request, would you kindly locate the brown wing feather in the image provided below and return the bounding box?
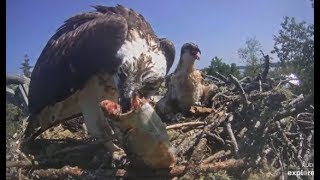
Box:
[93,5,156,39]
[159,38,175,74]
[29,8,129,115]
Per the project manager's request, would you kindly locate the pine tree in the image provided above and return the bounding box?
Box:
[20,54,33,78]
[206,56,240,78]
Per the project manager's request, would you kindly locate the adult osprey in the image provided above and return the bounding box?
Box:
[24,5,175,154]
[156,43,217,121]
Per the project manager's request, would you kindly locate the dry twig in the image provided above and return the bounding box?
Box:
[166,122,206,130]
[202,150,232,164]
[228,75,251,106]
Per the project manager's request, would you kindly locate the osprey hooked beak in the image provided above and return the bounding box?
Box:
[190,44,201,60]
[181,42,201,61]
[118,79,146,113]
[117,55,162,113]
[192,49,201,60]
[118,88,136,113]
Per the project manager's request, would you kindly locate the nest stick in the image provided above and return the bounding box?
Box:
[211,71,228,82]
[182,138,208,179]
[166,122,206,130]
[6,160,36,168]
[52,139,108,156]
[122,159,245,177]
[225,114,239,155]
[275,121,297,153]
[202,150,232,164]
[205,131,225,145]
[228,74,250,106]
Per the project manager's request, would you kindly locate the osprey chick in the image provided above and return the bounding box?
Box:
[156,43,217,121]
[23,5,175,157]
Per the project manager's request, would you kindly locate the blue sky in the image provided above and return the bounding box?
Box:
[6,0,314,75]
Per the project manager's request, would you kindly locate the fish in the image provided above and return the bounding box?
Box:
[100,96,176,168]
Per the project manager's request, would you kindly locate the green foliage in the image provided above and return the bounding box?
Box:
[237,37,263,77]
[206,56,240,78]
[6,103,24,138]
[230,63,240,78]
[268,67,283,79]
[268,65,294,80]
[20,54,33,78]
[272,16,314,95]
[207,56,229,75]
[6,103,23,122]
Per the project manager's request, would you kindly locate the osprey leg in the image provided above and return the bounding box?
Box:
[77,75,125,159]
